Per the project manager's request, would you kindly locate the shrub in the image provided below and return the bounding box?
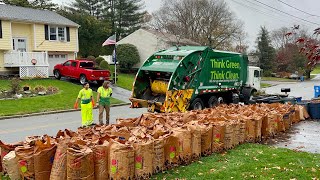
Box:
[263,70,273,77]
[9,78,21,94]
[87,55,96,61]
[34,85,46,93]
[95,57,105,65]
[100,60,111,70]
[46,86,59,93]
[117,44,140,72]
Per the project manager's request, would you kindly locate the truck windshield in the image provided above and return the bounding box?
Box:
[79,62,94,68]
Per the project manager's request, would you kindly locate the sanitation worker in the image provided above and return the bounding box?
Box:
[97,81,113,125]
[74,82,95,127]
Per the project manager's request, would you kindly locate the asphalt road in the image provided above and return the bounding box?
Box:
[0,106,147,143]
[263,75,320,100]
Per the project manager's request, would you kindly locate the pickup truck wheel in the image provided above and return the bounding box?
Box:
[54,70,61,80]
[80,75,87,85]
[190,98,204,110]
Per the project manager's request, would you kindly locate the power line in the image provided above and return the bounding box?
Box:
[251,0,320,26]
[242,0,313,29]
[277,0,320,18]
[231,0,313,29]
[230,0,289,24]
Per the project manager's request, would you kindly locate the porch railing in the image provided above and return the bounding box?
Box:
[4,52,48,67]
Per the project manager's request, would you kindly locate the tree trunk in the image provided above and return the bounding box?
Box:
[306,70,311,79]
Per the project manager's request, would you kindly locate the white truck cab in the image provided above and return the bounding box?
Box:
[247,66,261,91]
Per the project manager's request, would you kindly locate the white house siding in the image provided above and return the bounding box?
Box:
[117,29,171,68]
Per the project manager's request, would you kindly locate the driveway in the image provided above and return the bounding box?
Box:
[263,75,320,100]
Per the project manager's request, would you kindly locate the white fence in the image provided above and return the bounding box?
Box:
[4,52,49,67]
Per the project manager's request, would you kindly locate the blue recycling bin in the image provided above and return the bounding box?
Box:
[296,97,302,102]
[314,86,320,98]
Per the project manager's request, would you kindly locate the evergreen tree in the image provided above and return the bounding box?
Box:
[71,0,103,19]
[104,0,145,40]
[257,26,276,75]
[1,0,57,10]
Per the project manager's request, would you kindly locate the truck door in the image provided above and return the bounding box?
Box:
[253,69,261,90]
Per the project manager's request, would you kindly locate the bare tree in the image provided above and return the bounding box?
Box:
[151,0,244,50]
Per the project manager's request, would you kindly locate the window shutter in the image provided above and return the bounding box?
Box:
[45,25,49,40]
[0,20,2,39]
[66,27,70,42]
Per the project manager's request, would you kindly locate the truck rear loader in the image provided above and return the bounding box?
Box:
[130,46,261,112]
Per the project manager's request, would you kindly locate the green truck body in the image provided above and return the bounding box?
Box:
[130,46,258,112]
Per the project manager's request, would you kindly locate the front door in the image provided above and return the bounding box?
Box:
[13,38,27,52]
[253,70,261,90]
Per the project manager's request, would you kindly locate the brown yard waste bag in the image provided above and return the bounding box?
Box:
[34,137,57,180]
[224,121,234,149]
[163,134,180,168]
[212,122,225,152]
[171,127,192,165]
[301,106,310,119]
[238,120,246,144]
[185,121,202,160]
[50,139,70,180]
[253,116,263,141]
[0,141,16,173]
[109,140,135,180]
[15,145,35,179]
[67,144,94,180]
[293,106,301,123]
[197,123,212,156]
[153,137,165,173]
[92,139,109,180]
[283,113,292,130]
[2,151,20,180]
[132,139,154,179]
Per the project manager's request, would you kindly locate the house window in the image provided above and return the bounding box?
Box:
[61,55,66,58]
[49,55,54,58]
[49,27,57,40]
[55,55,59,58]
[49,26,66,41]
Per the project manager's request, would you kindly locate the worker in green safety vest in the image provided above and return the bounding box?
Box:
[74,82,95,127]
[97,81,113,125]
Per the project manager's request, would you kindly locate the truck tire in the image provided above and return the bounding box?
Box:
[208,96,219,108]
[190,98,204,110]
[54,70,61,80]
[80,74,87,85]
[242,88,256,104]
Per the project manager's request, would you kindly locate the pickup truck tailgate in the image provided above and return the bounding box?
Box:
[91,70,110,77]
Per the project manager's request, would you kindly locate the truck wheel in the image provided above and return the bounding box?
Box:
[97,80,104,86]
[190,98,204,110]
[80,75,87,85]
[54,70,61,80]
[208,96,219,108]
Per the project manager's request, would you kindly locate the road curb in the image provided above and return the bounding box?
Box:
[0,103,131,120]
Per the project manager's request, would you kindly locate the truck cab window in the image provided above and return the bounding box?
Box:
[71,62,77,67]
[254,70,260,77]
[64,61,71,66]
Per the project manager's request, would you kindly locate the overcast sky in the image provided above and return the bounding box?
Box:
[52,0,320,50]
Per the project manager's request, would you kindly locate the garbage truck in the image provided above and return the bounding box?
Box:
[130,46,261,112]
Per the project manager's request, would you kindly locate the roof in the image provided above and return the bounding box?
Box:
[143,29,201,46]
[0,4,79,27]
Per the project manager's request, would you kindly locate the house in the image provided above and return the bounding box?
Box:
[117,28,200,68]
[0,4,79,77]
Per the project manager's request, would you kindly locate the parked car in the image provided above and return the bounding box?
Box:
[53,60,111,85]
[289,73,299,79]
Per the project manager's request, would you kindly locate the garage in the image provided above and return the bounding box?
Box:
[48,54,68,76]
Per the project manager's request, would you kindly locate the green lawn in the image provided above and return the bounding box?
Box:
[154,143,320,179]
[109,65,136,90]
[0,79,123,116]
[261,83,272,88]
[262,77,296,82]
[311,65,320,74]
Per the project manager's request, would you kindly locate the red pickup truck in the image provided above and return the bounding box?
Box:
[53,60,110,85]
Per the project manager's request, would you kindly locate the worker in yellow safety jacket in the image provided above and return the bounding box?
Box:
[74,83,95,127]
[97,81,112,125]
